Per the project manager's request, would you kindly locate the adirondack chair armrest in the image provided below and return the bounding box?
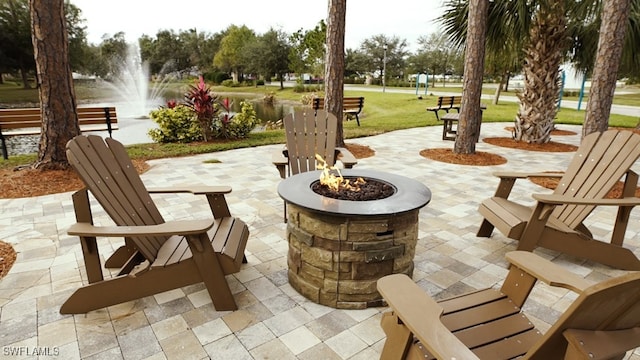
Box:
[377,274,479,360]
[335,147,357,169]
[563,328,640,360]
[506,251,592,293]
[147,186,232,195]
[68,219,215,237]
[532,194,640,207]
[489,172,562,199]
[493,171,564,179]
[272,147,288,178]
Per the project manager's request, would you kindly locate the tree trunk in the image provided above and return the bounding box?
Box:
[454,0,488,154]
[503,72,511,92]
[514,1,567,144]
[583,0,631,137]
[30,0,80,170]
[493,71,507,105]
[325,0,346,147]
[19,66,31,89]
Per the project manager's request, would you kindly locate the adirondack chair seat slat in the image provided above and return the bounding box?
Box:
[152,217,248,274]
[438,287,506,313]
[441,296,521,332]
[210,217,250,273]
[453,313,536,349]
[478,197,529,238]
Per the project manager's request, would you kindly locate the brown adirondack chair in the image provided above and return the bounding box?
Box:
[272,109,357,178]
[272,109,357,220]
[61,135,249,314]
[377,251,640,359]
[477,129,640,270]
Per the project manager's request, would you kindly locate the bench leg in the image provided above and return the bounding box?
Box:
[1,134,8,160]
[442,121,449,140]
[355,114,360,127]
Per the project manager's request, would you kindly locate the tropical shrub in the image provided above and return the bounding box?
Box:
[221,79,240,87]
[148,105,202,143]
[212,99,258,139]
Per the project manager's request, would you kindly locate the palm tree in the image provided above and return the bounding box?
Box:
[439,1,529,105]
[439,0,640,143]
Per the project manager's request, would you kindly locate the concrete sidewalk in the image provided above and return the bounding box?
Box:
[1,123,639,359]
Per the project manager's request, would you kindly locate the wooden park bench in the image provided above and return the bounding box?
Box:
[426,96,464,121]
[427,96,486,140]
[312,96,365,126]
[0,106,118,159]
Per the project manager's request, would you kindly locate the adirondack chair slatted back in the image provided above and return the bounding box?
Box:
[284,109,337,175]
[528,271,640,358]
[66,135,166,261]
[552,130,640,229]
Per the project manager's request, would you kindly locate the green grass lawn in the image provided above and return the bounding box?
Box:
[1,80,639,170]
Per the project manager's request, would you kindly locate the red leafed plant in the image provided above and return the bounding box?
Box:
[185,76,218,141]
[217,97,235,138]
[166,99,177,109]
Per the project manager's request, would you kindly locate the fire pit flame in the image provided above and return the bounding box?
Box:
[315,154,365,192]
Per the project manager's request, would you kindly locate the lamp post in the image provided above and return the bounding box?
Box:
[382,43,387,93]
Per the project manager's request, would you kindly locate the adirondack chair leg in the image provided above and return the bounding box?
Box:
[477,219,495,237]
[380,311,413,360]
[611,170,639,246]
[187,233,238,311]
[115,251,146,277]
[105,238,138,268]
[517,203,553,252]
[206,194,231,219]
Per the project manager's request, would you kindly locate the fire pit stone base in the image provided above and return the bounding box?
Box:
[286,203,418,309]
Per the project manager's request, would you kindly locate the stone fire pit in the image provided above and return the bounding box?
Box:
[278,169,431,309]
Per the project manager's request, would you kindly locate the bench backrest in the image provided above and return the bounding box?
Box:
[312,97,365,112]
[0,107,118,131]
[436,96,462,109]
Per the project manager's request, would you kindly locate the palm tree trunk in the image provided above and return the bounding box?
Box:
[514,1,567,144]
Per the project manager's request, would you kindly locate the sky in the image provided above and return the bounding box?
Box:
[69,0,446,52]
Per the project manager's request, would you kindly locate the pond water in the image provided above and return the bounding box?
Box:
[225,95,299,124]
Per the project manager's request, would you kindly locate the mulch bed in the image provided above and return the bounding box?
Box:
[504,126,578,136]
[420,148,507,166]
[483,137,578,152]
[0,240,17,280]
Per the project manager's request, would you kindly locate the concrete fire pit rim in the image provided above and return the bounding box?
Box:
[277,169,431,216]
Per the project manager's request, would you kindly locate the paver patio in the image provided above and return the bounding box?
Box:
[1,122,639,359]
